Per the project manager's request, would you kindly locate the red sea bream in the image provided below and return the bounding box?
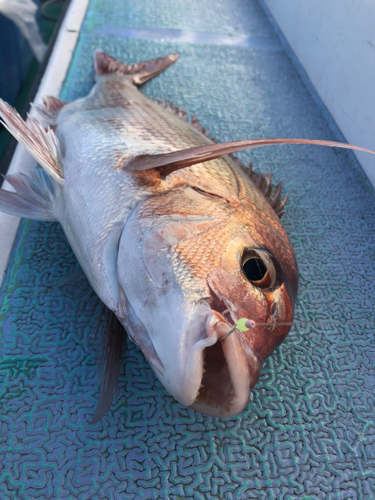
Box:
[0,51,373,420]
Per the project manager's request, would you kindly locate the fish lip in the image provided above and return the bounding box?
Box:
[137,300,251,416]
[187,305,251,417]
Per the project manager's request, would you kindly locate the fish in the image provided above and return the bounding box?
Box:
[0,50,374,420]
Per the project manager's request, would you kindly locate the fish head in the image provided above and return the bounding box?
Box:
[117,187,297,417]
[206,229,298,376]
[192,212,297,416]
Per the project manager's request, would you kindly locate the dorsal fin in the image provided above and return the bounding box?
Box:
[123,137,375,218]
[155,99,216,141]
[228,157,287,217]
[152,102,288,213]
[242,162,288,217]
[94,50,179,85]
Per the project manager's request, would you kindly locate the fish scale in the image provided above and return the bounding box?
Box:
[0,50,301,418]
[4,50,373,418]
[172,223,232,281]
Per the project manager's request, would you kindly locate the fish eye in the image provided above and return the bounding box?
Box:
[242,249,280,289]
[243,258,267,282]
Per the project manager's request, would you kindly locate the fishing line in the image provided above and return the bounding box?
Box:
[219,317,374,340]
[249,320,375,327]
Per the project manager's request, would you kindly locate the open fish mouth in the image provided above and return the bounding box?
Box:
[182,302,252,417]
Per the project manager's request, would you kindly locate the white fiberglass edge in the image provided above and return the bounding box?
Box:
[0,0,89,285]
[261,0,375,188]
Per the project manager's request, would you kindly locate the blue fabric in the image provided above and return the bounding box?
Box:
[0,13,33,103]
[1,0,374,498]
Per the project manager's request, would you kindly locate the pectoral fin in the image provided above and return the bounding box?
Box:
[123,138,375,177]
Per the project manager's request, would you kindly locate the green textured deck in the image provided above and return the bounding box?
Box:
[0,0,374,498]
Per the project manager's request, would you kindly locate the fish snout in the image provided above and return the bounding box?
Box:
[187,306,252,417]
[149,303,251,417]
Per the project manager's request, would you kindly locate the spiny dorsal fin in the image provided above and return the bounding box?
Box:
[0,99,64,185]
[151,101,289,215]
[32,96,68,126]
[94,50,179,85]
[155,99,216,142]
[155,99,189,122]
[242,162,288,217]
[123,138,375,218]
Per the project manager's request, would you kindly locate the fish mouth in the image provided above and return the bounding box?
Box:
[187,301,252,417]
[130,298,256,417]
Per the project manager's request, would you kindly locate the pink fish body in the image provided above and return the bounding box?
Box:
[0,51,373,419]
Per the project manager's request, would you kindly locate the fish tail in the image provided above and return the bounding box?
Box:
[94,49,179,85]
[0,169,59,221]
[0,99,64,186]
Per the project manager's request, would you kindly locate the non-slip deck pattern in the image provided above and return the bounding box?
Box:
[0,0,374,498]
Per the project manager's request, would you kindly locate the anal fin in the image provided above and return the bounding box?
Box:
[32,96,68,126]
[0,99,64,185]
[0,169,58,221]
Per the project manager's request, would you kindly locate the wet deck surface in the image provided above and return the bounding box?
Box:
[1,0,375,498]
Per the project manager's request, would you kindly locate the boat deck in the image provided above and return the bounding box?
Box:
[0,0,374,498]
